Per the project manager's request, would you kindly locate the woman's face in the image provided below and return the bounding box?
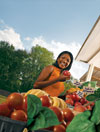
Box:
[57,54,71,69]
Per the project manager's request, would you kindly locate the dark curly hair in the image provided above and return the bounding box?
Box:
[53,51,73,72]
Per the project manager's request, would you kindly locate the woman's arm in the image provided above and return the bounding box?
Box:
[34,65,70,89]
[34,65,58,89]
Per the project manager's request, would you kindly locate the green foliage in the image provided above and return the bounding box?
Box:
[0,41,54,93]
[64,81,76,90]
[27,95,60,131]
[0,41,28,92]
[91,100,100,125]
[66,111,96,132]
[82,81,97,88]
[66,99,100,132]
[20,45,54,92]
[86,94,98,101]
[86,88,100,101]
[30,45,54,84]
[28,94,42,119]
[59,81,76,96]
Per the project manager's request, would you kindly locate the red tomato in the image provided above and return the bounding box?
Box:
[61,120,67,128]
[53,124,66,132]
[40,95,51,107]
[0,103,11,117]
[49,106,63,122]
[90,102,95,107]
[86,105,92,110]
[75,94,80,102]
[66,98,74,106]
[80,97,87,105]
[70,93,76,101]
[66,94,71,99]
[23,96,27,113]
[70,93,80,102]
[62,108,74,122]
[63,70,71,77]
[6,93,23,110]
[74,102,82,107]
[11,110,27,122]
[74,105,86,112]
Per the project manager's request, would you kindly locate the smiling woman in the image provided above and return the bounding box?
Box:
[33,51,73,97]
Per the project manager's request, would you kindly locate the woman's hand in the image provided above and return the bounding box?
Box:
[57,73,70,82]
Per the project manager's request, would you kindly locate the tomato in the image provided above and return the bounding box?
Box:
[74,94,80,102]
[63,70,71,77]
[6,93,23,110]
[66,94,71,99]
[40,95,51,107]
[86,105,92,110]
[61,120,67,128]
[70,93,76,101]
[62,108,74,122]
[80,97,87,105]
[49,106,63,122]
[23,96,27,113]
[11,110,27,122]
[66,98,74,106]
[70,93,80,102]
[90,102,95,107]
[74,105,86,112]
[53,124,66,132]
[0,103,11,117]
[74,102,82,107]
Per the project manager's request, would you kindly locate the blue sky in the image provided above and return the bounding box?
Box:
[0,0,100,79]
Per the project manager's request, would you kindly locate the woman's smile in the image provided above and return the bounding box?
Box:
[59,62,67,69]
[57,54,71,69]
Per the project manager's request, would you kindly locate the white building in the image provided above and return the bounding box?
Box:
[75,16,100,87]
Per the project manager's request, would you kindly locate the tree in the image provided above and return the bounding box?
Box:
[20,45,55,92]
[0,41,28,92]
[0,41,55,93]
[0,41,15,92]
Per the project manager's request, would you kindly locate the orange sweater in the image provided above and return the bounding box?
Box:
[42,66,64,97]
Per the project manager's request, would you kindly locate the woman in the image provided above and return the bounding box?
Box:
[34,51,73,97]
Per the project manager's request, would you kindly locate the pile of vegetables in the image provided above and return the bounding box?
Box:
[66,88,100,132]
[0,82,100,132]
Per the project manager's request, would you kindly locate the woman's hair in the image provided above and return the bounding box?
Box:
[53,51,73,71]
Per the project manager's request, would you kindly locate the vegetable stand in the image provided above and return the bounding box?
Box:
[0,84,100,132]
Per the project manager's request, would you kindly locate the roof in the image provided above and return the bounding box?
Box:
[75,16,100,68]
[80,66,100,87]
[75,16,100,86]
